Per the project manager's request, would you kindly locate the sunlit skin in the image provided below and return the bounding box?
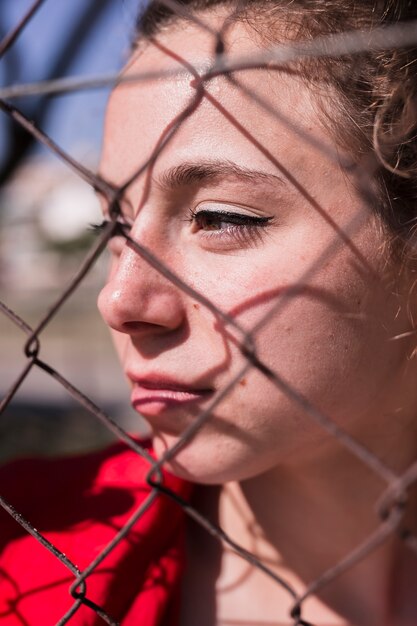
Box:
[98,12,417,626]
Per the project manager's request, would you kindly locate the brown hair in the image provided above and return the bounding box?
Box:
[136,0,417,257]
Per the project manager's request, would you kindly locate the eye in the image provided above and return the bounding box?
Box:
[90,219,131,256]
[188,202,274,248]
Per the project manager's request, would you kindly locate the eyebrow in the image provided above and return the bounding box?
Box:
[155,160,287,191]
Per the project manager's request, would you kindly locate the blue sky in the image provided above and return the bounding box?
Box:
[0,0,145,164]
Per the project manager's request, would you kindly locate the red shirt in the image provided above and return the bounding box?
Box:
[0,440,192,625]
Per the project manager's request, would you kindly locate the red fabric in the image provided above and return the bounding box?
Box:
[0,440,192,625]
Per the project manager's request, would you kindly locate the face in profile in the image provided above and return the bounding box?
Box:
[98,15,417,484]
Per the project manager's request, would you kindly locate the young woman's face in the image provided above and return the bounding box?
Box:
[98,17,416,483]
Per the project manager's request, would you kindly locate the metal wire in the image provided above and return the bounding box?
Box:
[1,1,416,625]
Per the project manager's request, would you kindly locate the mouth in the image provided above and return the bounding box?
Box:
[129,375,214,417]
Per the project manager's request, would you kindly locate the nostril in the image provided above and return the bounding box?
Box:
[121,321,173,334]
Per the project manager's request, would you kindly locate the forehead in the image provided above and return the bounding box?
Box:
[100,17,344,200]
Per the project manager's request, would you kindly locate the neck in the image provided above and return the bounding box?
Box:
[215,446,417,626]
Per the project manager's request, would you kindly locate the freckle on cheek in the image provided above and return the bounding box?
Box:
[239,378,247,386]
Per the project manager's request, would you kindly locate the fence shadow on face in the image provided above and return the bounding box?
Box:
[0,1,417,626]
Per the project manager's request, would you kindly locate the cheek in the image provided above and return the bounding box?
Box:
[215,258,381,402]
[236,277,404,437]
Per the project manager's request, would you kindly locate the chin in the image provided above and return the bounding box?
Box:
[150,431,274,485]
[150,434,222,484]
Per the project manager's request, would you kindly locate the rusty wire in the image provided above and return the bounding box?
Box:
[1,1,417,625]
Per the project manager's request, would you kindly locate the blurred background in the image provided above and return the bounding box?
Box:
[0,0,150,463]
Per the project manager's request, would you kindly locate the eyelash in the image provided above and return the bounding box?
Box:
[91,208,274,251]
[187,208,274,246]
[90,219,130,254]
[89,219,130,232]
[89,221,109,233]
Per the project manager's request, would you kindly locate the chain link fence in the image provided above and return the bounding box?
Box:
[1,1,417,624]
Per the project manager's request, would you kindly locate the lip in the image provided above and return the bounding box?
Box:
[128,373,214,416]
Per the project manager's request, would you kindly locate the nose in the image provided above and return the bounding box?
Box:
[97,233,186,337]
